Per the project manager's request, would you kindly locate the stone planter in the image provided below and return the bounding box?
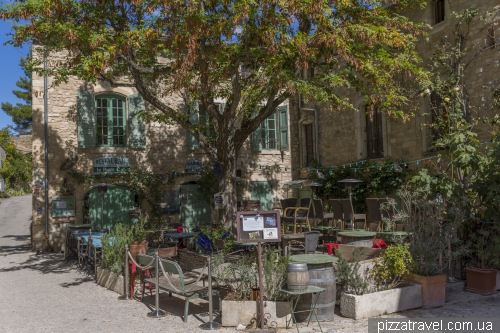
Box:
[465,267,498,296]
[221,300,291,328]
[340,283,422,320]
[404,273,447,308]
[96,267,125,294]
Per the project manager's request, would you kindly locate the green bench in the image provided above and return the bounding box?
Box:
[136,254,221,322]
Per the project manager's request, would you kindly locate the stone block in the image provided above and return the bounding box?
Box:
[340,283,422,320]
[221,300,291,328]
[96,267,125,294]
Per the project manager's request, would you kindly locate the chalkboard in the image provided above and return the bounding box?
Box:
[236,210,281,243]
[52,196,76,217]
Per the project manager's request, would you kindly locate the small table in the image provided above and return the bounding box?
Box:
[338,229,376,244]
[163,232,199,248]
[290,253,338,265]
[282,285,326,333]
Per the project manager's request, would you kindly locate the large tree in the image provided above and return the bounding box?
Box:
[1,57,32,134]
[1,0,429,226]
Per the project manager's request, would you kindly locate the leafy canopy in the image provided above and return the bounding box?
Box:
[1,0,429,160]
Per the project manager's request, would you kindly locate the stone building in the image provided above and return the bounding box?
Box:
[289,0,500,181]
[31,68,292,252]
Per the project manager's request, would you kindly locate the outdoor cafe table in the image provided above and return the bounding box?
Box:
[163,232,200,248]
[289,254,337,322]
[337,230,376,244]
[376,231,409,243]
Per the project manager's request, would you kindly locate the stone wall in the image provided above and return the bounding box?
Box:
[31,56,292,252]
[290,0,500,174]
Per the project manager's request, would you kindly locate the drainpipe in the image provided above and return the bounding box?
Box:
[43,48,50,251]
[298,94,319,164]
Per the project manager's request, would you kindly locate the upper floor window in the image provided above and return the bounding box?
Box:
[434,0,445,25]
[77,90,146,149]
[96,95,126,147]
[252,105,289,151]
[366,105,384,159]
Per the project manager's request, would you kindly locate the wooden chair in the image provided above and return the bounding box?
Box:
[340,198,366,230]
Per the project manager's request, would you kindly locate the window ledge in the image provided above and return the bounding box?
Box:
[79,147,129,154]
[428,20,449,35]
[258,149,281,155]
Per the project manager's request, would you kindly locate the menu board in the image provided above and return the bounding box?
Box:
[51,196,76,217]
[236,210,281,243]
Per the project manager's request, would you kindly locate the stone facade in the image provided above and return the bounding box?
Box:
[290,0,500,174]
[31,64,292,252]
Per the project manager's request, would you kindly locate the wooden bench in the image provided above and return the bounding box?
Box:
[136,254,221,322]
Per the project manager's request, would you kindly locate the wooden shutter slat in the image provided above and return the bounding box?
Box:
[77,90,96,148]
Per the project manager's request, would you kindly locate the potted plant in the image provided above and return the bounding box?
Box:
[337,246,422,319]
[396,185,464,308]
[463,221,500,295]
[128,215,149,261]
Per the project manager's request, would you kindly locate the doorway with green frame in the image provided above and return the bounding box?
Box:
[180,182,212,231]
[83,185,137,230]
[251,181,272,210]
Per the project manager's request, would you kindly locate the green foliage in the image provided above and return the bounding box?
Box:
[308,159,411,212]
[1,0,430,225]
[102,223,133,275]
[463,221,500,269]
[212,253,258,301]
[335,248,371,296]
[199,223,236,253]
[197,165,219,202]
[130,215,148,243]
[1,57,32,134]
[370,244,413,290]
[262,248,290,302]
[0,128,32,194]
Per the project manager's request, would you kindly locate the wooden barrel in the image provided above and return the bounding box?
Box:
[287,262,309,292]
[295,263,336,322]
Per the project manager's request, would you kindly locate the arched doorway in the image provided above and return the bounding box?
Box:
[83,185,137,230]
[180,182,211,231]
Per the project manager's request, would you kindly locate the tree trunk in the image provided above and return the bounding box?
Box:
[216,137,239,231]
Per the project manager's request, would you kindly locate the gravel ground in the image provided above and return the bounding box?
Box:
[0,195,499,333]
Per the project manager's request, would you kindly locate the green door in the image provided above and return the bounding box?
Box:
[251,181,272,210]
[88,185,135,230]
[180,184,211,231]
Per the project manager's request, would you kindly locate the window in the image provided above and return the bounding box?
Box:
[260,113,277,150]
[96,95,126,146]
[434,0,445,25]
[304,123,315,166]
[186,102,221,150]
[251,105,289,151]
[77,90,146,149]
[366,105,384,159]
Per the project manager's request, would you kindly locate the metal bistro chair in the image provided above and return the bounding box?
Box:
[366,198,383,232]
[340,198,367,230]
[282,198,312,235]
[329,199,345,229]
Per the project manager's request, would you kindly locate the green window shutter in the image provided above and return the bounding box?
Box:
[77,90,96,148]
[128,94,146,149]
[187,101,200,150]
[251,110,262,151]
[279,105,289,151]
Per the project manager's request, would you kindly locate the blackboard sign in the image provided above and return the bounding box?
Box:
[236,210,281,243]
[52,196,76,217]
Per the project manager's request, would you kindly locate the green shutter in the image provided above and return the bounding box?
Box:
[279,105,289,151]
[77,90,96,148]
[251,181,272,210]
[128,94,146,149]
[251,110,262,151]
[187,101,200,150]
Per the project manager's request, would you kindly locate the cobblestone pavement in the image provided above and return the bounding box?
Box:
[0,195,499,333]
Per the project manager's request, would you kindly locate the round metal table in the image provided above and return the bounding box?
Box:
[337,229,376,244]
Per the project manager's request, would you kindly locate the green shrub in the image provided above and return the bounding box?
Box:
[335,248,371,296]
[101,223,132,275]
[370,244,413,290]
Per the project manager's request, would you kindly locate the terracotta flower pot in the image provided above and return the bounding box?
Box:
[465,267,498,296]
[404,273,447,308]
[128,241,148,262]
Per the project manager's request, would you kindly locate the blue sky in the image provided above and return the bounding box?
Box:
[0,18,29,130]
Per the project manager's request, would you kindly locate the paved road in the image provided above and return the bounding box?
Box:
[0,195,498,333]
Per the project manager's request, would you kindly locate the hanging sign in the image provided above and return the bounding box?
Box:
[185,159,203,173]
[236,210,281,243]
[93,156,130,175]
